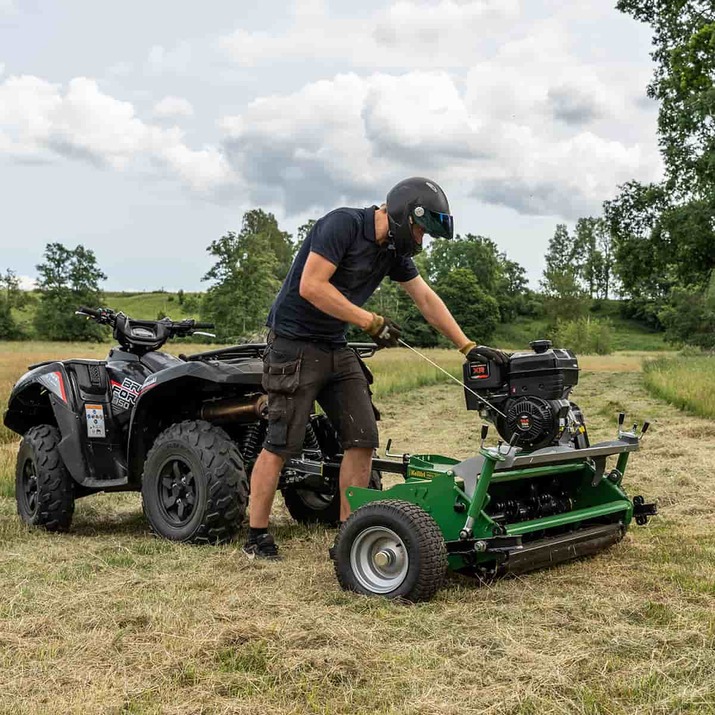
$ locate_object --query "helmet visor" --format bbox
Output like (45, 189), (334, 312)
(414, 209), (454, 239)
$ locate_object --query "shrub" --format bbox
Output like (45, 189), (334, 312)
(550, 317), (613, 355)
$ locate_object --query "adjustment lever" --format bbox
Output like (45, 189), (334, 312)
(385, 439), (410, 463)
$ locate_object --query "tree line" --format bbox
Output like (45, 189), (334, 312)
(0, 211), (540, 345)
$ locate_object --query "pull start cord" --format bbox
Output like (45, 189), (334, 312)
(396, 338), (507, 420)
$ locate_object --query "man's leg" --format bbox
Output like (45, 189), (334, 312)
(338, 447), (373, 522)
(245, 338), (326, 559)
(248, 449), (286, 528)
(318, 347), (379, 523)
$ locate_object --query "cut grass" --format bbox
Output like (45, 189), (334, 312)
(0, 350), (714, 712)
(643, 354), (715, 419)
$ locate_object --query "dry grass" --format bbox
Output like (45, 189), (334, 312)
(1, 345), (714, 713)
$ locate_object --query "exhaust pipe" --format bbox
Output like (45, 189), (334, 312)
(200, 395), (268, 423)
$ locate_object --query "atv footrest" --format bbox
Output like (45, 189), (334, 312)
(500, 522), (624, 575)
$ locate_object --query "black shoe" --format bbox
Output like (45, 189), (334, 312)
(242, 533), (281, 561)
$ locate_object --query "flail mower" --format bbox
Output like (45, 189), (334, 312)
(329, 339), (657, 602)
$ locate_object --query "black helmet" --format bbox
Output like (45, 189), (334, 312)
(385, 177), (454, 257)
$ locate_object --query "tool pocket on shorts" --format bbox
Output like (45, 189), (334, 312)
(262, 355), (302, 394)
(355, 353), (380, 421)
(262, 350), (302, 449)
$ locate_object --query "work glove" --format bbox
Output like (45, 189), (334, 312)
(459, 341), (510, 365)
(365, 312), (402, 349)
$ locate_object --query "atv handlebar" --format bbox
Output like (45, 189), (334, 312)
(76, 307), (215, 354)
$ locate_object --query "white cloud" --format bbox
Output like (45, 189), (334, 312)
(0, 75), (235, 192)
(213, 2), (660, 218)
(153, 95), (194, 119)
(220, 0), (520, 69)
(219, 65), (660, 219)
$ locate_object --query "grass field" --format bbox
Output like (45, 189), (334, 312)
(643, 355), (715, 419)
(0, 344), (713, 713)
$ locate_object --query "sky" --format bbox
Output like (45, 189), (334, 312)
(0, 0), (662, 292)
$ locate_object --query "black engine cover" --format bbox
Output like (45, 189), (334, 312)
(463, 340), (580, 449)
(498, 397), (570, 449)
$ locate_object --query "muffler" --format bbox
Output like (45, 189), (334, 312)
(200, 394), (268, 423)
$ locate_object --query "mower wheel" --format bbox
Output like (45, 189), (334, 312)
(15, 424), (74, 532)
(142, 420), (248, 544)
(282, 469), (383, 525)
(333, 500), (447, 602)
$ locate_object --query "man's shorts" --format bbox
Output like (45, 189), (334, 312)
(261, 334), (379, 459)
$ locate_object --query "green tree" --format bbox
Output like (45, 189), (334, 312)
(240, 209), (296, 281)
(540, 224), (589, 323)
(201, 214), (282, 340)
(427, 234), (532, 322)
(617, 0), (715, 197)
(435, 268), (499, 344)
(0, 269), (27, 339)
(606, 1), (715, 334)
(658, 272), (715, 348)
(34, 243), (107, 341)
(428, 234), (501, 291)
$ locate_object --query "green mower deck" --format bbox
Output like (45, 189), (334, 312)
(331, 429), (656, 602)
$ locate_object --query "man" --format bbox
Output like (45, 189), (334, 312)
(243, 177), (508, 559)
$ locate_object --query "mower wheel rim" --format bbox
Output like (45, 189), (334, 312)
(21, 458), (38, 515)
(350, 526), (408, 594)
(157, 456), (198, 527)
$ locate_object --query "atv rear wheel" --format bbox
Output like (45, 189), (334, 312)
(333, 500), (447, 602)
(282, 469), (383, 525)
(15, 425), (74, 532)
(142, 420), (248, 544)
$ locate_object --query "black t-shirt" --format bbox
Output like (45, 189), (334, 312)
(266, 206), (418, 343)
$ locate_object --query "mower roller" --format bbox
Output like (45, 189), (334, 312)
(329, 339), (657, 602)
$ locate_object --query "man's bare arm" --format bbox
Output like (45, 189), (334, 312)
(399, 275), (470, 348)
(299, 252), (374, 330)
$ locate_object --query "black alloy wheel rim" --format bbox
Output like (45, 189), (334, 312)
(22, 458), (38, 515)
(157, 457), (198, 526)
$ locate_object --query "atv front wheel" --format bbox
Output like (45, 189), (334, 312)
(16, 425), (75, 532)
(282, 469), (383, 525)
(142, 420), (248, 544)
(333, 500), (447, 602)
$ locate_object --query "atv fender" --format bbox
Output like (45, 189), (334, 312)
(126, 359), (263, 483)
(4, 362), (92, 485)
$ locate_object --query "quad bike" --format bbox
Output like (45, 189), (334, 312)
(329, 339), (658, 601)
(4, 307), (381, 543)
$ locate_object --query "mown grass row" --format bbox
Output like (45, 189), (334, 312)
(643, 354), (715, 419)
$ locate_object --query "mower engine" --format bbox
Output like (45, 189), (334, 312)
(463, 339), (587, 450)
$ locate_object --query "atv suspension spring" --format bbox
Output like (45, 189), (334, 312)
(303, 422), (320, 451)
(241, 422), (266, 464)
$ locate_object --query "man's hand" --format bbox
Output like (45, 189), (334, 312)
(459, 340), (510, 365)
(366, 313), (402, 349)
